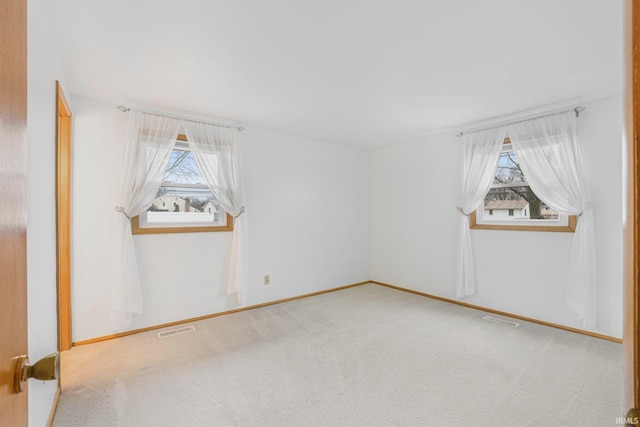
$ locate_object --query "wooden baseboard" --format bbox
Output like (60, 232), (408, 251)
(46, 387), (61, 427)
(73, 279), (621, 347)
(73, 281), (371, 346)
(370, 281), (622, 343)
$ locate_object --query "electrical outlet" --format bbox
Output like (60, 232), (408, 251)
(264, 274), (270, 285)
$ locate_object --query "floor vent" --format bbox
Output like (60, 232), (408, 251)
(482, 315), (520, 328)
(157, 325), (196, 339)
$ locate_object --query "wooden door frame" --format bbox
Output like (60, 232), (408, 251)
(625, 0), (640, 423)
(56, 81), (73, 351)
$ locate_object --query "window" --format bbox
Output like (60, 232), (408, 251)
(470, 140), (576, 232)
(131, 135), (233, 234)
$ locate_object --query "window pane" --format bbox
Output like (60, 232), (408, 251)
(164, 149), (206, 185)
(133, 144), (231, 233)
(482, 150), (558, 222)
(146, 186), (223, 225)
(494, 151), (526, 184)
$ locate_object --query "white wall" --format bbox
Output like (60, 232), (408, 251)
(27, 0), (68, 425)
(71, 96), (370, 340)
(370, 94), (623, 338)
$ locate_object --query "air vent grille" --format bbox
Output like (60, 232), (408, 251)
(482, 315), (520, 328)
(157, 325), (196, 338)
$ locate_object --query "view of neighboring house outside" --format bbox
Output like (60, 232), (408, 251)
(136, 147), (227, 227)
(540, 204), (559, 220)
(146, 194), (221, 224)
(201, 200), (220, 221)
(150, 195), (196, 213)
(480, 147), (562, 224)
(483, 198), (559, 221)
(484, 199), (529, 220)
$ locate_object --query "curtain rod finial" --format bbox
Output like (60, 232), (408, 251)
(574, 106), (586, 117)
(117, 106), (130, 112)
(457, 132), (464, 137)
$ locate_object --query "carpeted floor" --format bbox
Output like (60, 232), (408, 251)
(52, 284), (622, 427)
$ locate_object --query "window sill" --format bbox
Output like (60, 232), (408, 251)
(131, 213), (234, 234)
(469, 211), (577, 233)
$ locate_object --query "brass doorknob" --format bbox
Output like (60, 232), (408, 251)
(13, 352), (60, 394)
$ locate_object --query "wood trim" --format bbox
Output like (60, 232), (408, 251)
(56, 81), (71, 117)
(131, 212), (234, 234)
(370, 281), (622, 343)
(73, 279), (621, 346)
(46, 387), (61, 427)
(56, 81), (73, 352)
(72, 279), (622, 346)
(624, 0), (640, 413)
(469, 210), (577, 232)
(73, 281), (371, 346)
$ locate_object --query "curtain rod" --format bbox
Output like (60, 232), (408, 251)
(116, 106), (245, 132)
(456, 106), (586, 137)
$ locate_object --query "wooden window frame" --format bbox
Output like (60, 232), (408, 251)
(131, 213), (234, 234)
(469, 211), (577, 233)
(131, 133), (234, 235)
(469, 137), (577, 233)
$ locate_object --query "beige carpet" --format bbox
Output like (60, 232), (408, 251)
(52, 284), (622, 426)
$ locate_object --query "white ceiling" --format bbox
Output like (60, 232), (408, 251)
(38, 0), (622, 149)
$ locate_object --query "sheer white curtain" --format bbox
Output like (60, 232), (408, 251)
(456, 127), (506, 298)
(113, 111), (181, 330)
(508, 111), (596, 328)
(183, 121), (246, 304)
